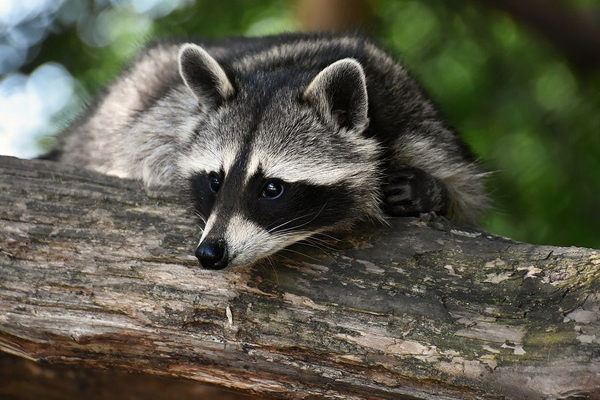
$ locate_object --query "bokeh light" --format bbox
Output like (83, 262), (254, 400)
(0, 0), (193, 158)
(0, 63), (75, 158)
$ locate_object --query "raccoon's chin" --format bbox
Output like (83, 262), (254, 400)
(227, 232), (313, 268)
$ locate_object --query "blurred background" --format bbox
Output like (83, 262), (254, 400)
(0, 0), (599, 248)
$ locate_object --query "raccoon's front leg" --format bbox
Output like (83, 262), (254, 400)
(383, 166), (451, 217)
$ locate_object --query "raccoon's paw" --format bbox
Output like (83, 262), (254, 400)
(382, 166), (450, 218)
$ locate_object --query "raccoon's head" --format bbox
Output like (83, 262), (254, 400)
(177, 43), (383, 269)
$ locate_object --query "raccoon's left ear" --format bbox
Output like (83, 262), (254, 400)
(179, 43), (234, 107)
(303, 58), (368, 132)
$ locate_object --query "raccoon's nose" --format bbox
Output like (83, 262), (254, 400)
(195, 240), (229, 270)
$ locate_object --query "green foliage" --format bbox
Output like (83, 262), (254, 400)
(376, 0), (600, 248)
(29, 0), (600, 248)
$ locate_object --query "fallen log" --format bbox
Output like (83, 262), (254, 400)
(0, 155), (599, 399)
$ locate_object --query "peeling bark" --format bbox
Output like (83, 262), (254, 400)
(1, 156), (599, 399)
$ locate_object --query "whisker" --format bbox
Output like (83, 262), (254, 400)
(272, 202), (328, 235)
(304, 237), (338, 253)
(272, 252), (303, 268)
(313, 232), (342, 242)
(193, 210), (207, 225)
(265, 256), (279, 285)
(279, 247), (322, 263)
(305, 236), (338, 250)
(297, 240), (336, 263)
(257, 262), (268, 275)
(268, 213), (314, 233)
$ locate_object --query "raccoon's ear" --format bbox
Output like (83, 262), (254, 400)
(303, 58), (368, 132)
(179, 43), (234, 107)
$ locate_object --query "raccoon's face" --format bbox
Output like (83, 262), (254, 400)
(177, 44), (383, 269)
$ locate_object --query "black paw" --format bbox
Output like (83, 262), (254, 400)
(382, 166), (450, 217)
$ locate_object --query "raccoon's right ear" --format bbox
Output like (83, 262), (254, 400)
(179, 44), (234, 107)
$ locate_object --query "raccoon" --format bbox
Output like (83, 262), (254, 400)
(49, 32), (488, 270)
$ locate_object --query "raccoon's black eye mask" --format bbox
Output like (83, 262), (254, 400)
(207, 171), (285, 200)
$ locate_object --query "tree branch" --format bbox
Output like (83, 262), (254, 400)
(1, 156), (599, 399)
(477, 0), (600, 72)
(296, 0), (373, 33)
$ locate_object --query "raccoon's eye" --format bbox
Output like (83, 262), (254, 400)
(208, 172), (221, 193)
(261, 181), (284, 199)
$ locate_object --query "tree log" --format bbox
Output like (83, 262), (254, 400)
(1, 155), (599, 399)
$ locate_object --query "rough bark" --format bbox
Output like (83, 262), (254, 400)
(1, 155), (599, 399)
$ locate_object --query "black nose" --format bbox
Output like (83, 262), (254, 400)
(195, 240), (228, 270)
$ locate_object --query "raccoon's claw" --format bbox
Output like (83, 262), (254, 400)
(382, 166), (450, 217)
